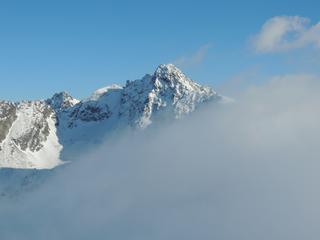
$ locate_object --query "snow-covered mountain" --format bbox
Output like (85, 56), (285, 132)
(0, 64), (222, 169)
(0, 101), (63, 169)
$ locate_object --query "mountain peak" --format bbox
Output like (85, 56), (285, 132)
(116, 63), (221, 128)
(155, 63), (180, 72)
(152, 64), (209, 94)
(154, 64), (185, 81)
(47, 91), (79, 111)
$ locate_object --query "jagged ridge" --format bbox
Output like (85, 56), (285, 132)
(0, 64), (222, 169)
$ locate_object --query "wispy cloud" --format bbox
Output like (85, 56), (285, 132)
(251, 16), (320, 53)
(173, 43), (212, 67)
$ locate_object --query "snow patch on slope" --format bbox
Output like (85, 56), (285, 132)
(87, 84), (123, 101)
(24, 116), (63, 169)
(0, 102), (63, 169)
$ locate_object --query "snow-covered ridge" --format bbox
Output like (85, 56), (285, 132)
(0, 64), (223, 169)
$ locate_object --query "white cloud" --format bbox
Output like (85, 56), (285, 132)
(173, 43), (212, 67)
(252, 16), (320, 53)
(2, 74), (320, 239)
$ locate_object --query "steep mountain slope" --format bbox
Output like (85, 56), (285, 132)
(0, 64), (223, 169)
(0, 101), (63, 169)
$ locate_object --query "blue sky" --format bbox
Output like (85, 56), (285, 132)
(1, 0), (319, 101)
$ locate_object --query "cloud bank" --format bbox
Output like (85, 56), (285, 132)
(252, 16), (320, 53)
(1, 74), (320, 239)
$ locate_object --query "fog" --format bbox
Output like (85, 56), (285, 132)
(1, 74), (320, 239)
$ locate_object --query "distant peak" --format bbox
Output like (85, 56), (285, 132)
(154, 63), (182, 76)
(47, 91), (79, 110)
(156, 63), (178, 69)
(52, 91), (72, 99)
(153, 63), (195, 87)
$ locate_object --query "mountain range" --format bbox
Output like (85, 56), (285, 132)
(0, 64), (223, 170)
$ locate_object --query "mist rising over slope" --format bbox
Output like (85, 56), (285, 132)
(1, 74), (320, 239)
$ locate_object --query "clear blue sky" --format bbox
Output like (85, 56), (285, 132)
(1, 0), (319, 101)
